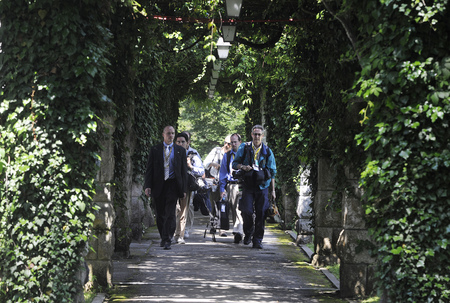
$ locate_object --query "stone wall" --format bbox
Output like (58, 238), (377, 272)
(85, 115), (155, 291)
(336, 168), (376, 297)
(311, 158), (341, 266)
(113, 116), (134, 258)
(86, 117), (116, 289)
(130, 182), (155, 242)
(310, 158), (376, 298)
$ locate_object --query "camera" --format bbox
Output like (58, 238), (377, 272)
(232, 169), (245, 180)
(187, 151), (197, 158)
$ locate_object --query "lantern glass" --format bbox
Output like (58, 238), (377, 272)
(225, 0), (243, 18)
(217, 37), (231, 60)
(222, 24), (237, 42)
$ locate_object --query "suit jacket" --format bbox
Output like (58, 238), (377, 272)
(144, 143), (188, 199)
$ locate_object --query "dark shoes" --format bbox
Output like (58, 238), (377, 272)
(252, 242), (263, 249)
(243, 235), (251, 245)
(160, 239), (171, 250)
(234, 233), (242, 244)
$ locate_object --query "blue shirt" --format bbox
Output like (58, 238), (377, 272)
(232, 142), (277, 190)
(218, 150), (237, 193)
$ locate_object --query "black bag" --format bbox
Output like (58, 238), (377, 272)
(253, 169), (265, 184)
(263, 167), (271, 180)
(216, 199), (230, 230)
(239, 169), (270, 187)
(188, 172), (207, 192)
(193, 192), (210, 216)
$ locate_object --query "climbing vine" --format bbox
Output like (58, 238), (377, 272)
(349, 0), (450, 301)
(221, 0), (361, 222)
(111, 0), (212, 251)
(2, 1), (449, 302)
(0, 0), (112, 301)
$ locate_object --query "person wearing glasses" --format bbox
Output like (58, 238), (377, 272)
(232, 125), (277, 249)
(219, 133), (244, 243)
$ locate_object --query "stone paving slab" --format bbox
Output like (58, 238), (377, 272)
(105, 212), (348, 303)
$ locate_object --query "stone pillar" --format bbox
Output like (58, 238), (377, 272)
(295, 168), (313, 244)
(86, 117), (116, 289)
(130, 182), (154, 241)
(311, 158), (341, 266)
(336, 168), (376, 297)
(113, 118), (134, 257)
(280, 183), (297, 227)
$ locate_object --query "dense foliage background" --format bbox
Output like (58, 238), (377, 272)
(350, 1), (450, 301)
(1, 0), (449, 302)
(0, 0), (112, 301)
(178, 97), (246, 158)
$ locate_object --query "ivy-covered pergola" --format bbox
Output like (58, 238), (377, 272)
(1, 0), (449, 302)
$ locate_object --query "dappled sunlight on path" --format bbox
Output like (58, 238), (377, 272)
(107, 212), (345, 303)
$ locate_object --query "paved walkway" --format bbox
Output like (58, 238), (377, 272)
(104, 212), (348, 303)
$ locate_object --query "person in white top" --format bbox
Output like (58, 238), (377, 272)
(203, 135), (231, 236)
(180, 131), (204, 239)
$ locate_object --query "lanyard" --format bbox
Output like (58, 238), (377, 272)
(252, 144), (261, 162)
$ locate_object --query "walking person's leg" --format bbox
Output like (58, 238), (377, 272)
(252, 187), (269, 249)
(240, 187), (255, 245)
(228, 184), (244, 242)
(153, 196), (165, 246)
(175, 195), (188, 243)
(180, 191), (192, 240)
(185, 191), (195, 238)
(160, 179), (178, 249)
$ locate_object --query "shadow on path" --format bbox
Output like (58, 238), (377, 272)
(106, 212), (347, 303)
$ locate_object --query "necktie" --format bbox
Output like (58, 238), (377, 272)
(164, 146), (171, 180)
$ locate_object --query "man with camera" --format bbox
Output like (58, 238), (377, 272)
(219, 133), (244, 243)
(232, 125), (277, 249)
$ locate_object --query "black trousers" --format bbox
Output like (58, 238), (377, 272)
(240, 186), (269, 244)
(153, 178), (178, 244)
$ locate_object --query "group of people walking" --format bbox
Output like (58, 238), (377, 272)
(144, 125), (277, 250)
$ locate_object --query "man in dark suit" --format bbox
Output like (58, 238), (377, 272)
(144, 126), (188, 250)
